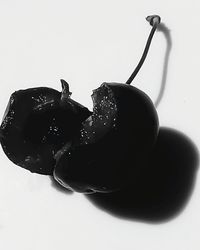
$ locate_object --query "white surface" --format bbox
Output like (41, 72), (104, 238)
(0, 1), (200, 249)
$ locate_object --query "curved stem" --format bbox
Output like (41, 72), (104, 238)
(126, 15), (161, 85)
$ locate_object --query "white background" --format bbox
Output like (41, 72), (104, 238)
(0, 0), (200, 249)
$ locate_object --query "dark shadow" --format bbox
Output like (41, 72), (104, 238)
(86, 127), (199, 223)
(155, 23), (172, 107)
(49, 176), (73, 195)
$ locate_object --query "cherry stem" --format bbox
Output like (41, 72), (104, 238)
(126, 15), (161, 85)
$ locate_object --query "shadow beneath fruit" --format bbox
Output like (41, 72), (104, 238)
(49, 176), (73, 194)
(86, 127), (199, 223)
(155, 23), (172, 108)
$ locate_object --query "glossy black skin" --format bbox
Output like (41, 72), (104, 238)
(0, 83), (91, 175)
(54, 82), (159, 193)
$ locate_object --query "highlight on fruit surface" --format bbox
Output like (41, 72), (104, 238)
(53, 15), (161, 193)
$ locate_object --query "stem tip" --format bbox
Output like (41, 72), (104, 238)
(146, 15), (161, 26)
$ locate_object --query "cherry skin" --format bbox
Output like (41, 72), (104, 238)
(53, 82), (159, 193)
(53, 15), (161, 193)
(0, 80), (91, 175)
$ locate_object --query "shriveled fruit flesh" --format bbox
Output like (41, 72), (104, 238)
(0, 80), (91, 175)
(54, 82), (159, 193)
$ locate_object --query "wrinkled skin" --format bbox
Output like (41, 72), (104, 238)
(0, 81), (91, 175)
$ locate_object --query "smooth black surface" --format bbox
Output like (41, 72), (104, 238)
(54, 83), (159, 193)
(86, 127), (199, 223)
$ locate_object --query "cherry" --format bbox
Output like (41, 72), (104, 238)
(0, 80), (91, 175)
(53, 15), (161, 193)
